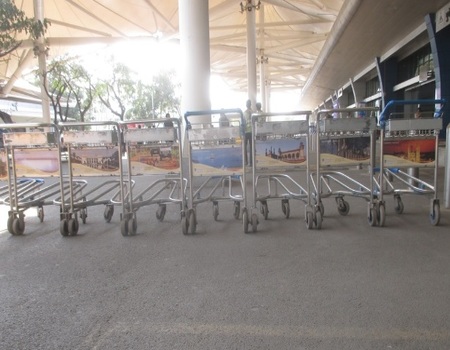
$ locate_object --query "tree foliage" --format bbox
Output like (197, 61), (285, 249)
(43, 56), (98, 123)
(0, 0), (50, 58)
(97, 62), (136, 121)
(126, 69), (180, 120)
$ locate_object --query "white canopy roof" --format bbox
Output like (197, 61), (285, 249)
(1, 0), (344, 100)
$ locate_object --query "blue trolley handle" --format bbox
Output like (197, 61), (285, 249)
(379, 99), (446, 129)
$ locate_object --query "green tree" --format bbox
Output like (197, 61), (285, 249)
(0, 0), (50, 58)
(97, 61), (136, 121)
(42, 56), (98, 123)
(126, 69), (180, 120)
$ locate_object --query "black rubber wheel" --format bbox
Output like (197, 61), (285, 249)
(80, 208), (87, 224)
(282, 200), (290, 219)
(7, 215), (15, 234)
(104, 205), (114, 223)
(128, 217), (137, 236)
(306, 211), (314, 230)
(68, 218), (79, 236)
(12, 217), (25, 235)
(37, 207), (44, 223)
(242, 208), (249, 233)
(314, 209), (322, 230)
(121, 219), (129, 237)
(188, 209), (196, 235)
(337, 199), (350, 216)
(377, 203), (386, 227)
(182, 215), (189, 235)
(233, 201), (240, 220)
(261, 202), (268, 220)
(430, 201), (440, 226)
(60, 219), (69, 237)
(156, 204), (167, 222)
(368, 206), (377, 227)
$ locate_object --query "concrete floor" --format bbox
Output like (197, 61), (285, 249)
(1, 169), (450, 349)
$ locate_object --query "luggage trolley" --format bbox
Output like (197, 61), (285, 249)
(1, 123), (65, 235)
(117, 118), (186, 236)
(250, 111), (312, 232)
(56, 121), (123, 236)
(311, 107), (380, 228)
(184, 109), (247, 234)
(378, 99), (445, 226)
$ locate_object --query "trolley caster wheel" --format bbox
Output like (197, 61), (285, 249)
(12, 217), (25, 235)
(394, 195), (404, 214)
(314, 207), (322, 230)
(336, 197), (350, 216)
(212, 202), (219, 221)
(182, 214), (189, 235)
(7, 214), (15, 234)
(306, 211), (314, 230)
(128, 217), (137, 236)
(37, 207), (44, 223)
(251, 213), (258, 233)
(156, 204), (167, 222)
(68, 218), (79, 236)
(377, 203), (386, 227)
(233, 201), (240, 220)
(242, 208), (249, 233)
(60, 219), (69, 237)
(120, 219), (129, 237)
(104, 205), (114, 223)
(281, 200), (290, 219)
(261, 201), (269, 220)
(318, 201), (325, 217)
(429, 200), (440, 226)
(187, 209), (196, 235)
(368, 205), (377, 227)
(79, 208), (87, 224)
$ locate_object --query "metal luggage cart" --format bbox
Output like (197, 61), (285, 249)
(311, 107), (380, 228)
(250, 111), (312, 232)
(378, 99), (445, 226)
(116, 118), (186, 236)
(1, 123), (66, 235)
(184, 109), (247, 234)
(56, 121), (123, 236)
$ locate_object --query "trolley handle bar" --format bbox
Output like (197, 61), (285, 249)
(379, 99), (446, 128)
(184, 108), (244, 129)
(250, 110), (312, 123)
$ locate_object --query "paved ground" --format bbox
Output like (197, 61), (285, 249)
(1, 169), (450, 349)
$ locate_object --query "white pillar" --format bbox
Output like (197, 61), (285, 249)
(258, 4), (266, 111)
(245, 0), (257, 108)
(34, 0), (51, 124)
(179, 0), (211, 125)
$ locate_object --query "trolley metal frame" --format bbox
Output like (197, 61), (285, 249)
(378, 99), (445, 226)
(116, 118), (186, 236)
(311, 107), (380, 228)
(56, 121), (123, 236)
(184, 109), (247, 234)
(2, 123), (65, 235)
(250, 111), (312, 232)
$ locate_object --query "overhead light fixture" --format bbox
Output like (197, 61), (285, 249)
(240, 0), (261, 13)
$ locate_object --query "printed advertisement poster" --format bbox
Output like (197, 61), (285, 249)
(128, 145), (180, 175)
(319, 137), (371, 166)
(254, 138), (307, 170)
(192, 145), (242, 176)
(70, 147), (120, 176)
(383, 139), (436, 167)
(1, 148), (59, 178)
